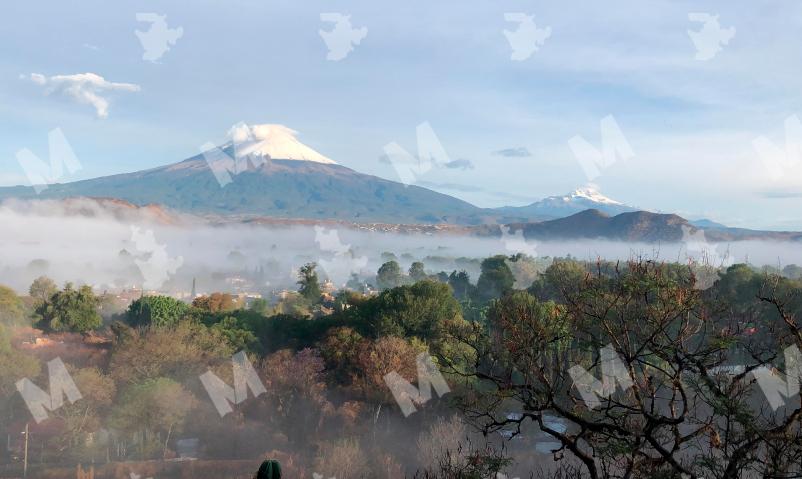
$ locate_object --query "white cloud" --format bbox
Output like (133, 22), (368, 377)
(29, 73), (47, 85)
(23, 72), (140, 118)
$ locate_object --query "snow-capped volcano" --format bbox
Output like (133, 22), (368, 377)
(225, 123), (336, 164)
(495, 186), (638, 219)
(564, 187), (626, 206)
(0, 122), (487, 224)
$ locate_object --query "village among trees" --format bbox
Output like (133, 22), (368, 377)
(0, 255), (801, 478)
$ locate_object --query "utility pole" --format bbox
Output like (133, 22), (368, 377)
(22, 422), (29, 479)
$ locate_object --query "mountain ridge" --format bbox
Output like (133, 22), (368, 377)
(0, 123), (798, 241)
(496, 186), (639, 219)
(3, 195), (800, 244)
(0, 152), (503, 225)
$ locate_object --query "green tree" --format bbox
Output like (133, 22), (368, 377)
(782, 264), (802, 280)
(109, 321), (232, 385)
(409, 261), (427, 282)
(380, 252), (398, 263)
(298, 262), (322, 301)
(111, 377), (197, 458)
(126, 295), (189, 328)
(0, 286), (24, 325)
(371, 280), (462, 341)
(249, 297), (269, 315)
(376, 260), (403, 290)
(448, 270), (475, 301)
(35, 283), (101, 333)
(506, 253), (543, 289)
(319, 326), (365, 384)
(486, 291), (569, 354)
(210, 316), (259, 352)
(29, 276), (57, 306)
(476, 255), (515, 302)
(528, 259), (587, 301)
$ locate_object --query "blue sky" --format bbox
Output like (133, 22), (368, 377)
(1, 0), (801, 229)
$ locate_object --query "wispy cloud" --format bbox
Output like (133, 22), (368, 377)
(379, 155), (474, 170)
(493, 147), (531, 157)
(22, 72), (140, 118)
(757, 189), (802, 199)
(415, 180), (482, 193)
(443, 158), (474, 170)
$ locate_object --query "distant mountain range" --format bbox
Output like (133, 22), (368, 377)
(496, 187), (638, 219)
(506, 209), (800, 243)
(497, 188), (728, 231)
(0, 124), (623, 225)
(1, 123), (798, 242)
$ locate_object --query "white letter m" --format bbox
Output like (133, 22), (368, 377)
(199, 351), (267, 417)
(16, 357), (82, 424)
(384, 353), (450, 417)
(16, 128), (81, 194)
(568, 344), (634, 409)
(568, 115), (634, 181)
(753, 345), (801, 411)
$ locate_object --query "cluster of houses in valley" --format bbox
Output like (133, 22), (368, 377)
(100, 273), (378, 318)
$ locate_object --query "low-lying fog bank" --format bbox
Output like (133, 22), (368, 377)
(1, 199), (800, 294)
